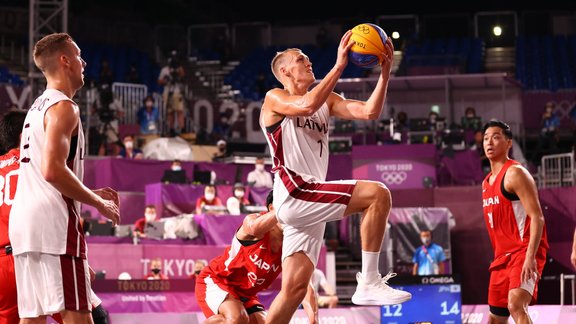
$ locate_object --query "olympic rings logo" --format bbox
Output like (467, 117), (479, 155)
(380, 171), (407, 185)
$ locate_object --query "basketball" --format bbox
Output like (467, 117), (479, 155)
(349, 23), (388, 68)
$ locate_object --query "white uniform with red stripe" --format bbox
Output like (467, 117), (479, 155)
(262, 103), (356, 266)
(9, 88), (91, 316)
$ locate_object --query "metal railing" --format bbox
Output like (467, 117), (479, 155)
(539, 151), (575, 188)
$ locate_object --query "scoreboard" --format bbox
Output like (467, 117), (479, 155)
(381, 275), (462, 324)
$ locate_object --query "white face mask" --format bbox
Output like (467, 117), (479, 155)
(255, 164), (265, 172)
(421, 237), (431, 245)
(205, 193), (215, 201)
(171, 165), (182, 171)
(234, 190), (245, 198)
(125, 141), (134, 149)
(145, 213), (156, 222)
(145, 101), (153, 108)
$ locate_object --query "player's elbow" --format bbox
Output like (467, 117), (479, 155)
(41, 162), (60, 183)
(366, 111), (380, 120)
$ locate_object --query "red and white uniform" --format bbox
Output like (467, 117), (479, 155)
(195, 232), (282, 317)
(9, 89), (91, 317)
(262, 103), (356, 266)
(0, 148), (20, 324)
(482, 159), (549, 307)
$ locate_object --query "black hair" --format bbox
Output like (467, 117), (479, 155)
(265, 190), (273, 211)
(482, 120), (513, 139)
(0, 109), (26, 153)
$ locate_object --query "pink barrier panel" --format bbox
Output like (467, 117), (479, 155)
(352, 144), (437, 190)
(87, 242), (326, 280)
(462, 305), (576, 323)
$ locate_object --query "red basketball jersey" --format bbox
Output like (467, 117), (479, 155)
(200, 231), (282, 298)
(481, 159), (549, 264)
(0, 148), (20, 247)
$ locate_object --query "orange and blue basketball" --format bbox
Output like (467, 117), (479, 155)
(349, 23), (388, 68)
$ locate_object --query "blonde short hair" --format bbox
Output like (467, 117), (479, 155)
(33, 32), (73, 72)
(270, 48), (301, 82)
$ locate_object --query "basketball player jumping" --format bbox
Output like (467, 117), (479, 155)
(260, 30), (411, 323)
(9, 33), (119, 323)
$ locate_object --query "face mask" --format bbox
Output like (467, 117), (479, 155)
(145, 213), (156, 222)
(194, 270), (201, 275)
(255, 164), (265, 172)
(125, 141), (134, 149)
(234, 190), (244, 198)
(467, 113), (474, 118)
(171, 166), (182, 171)
(205, 193), (215, 201)
(145, 101), (153, 108)
(151, 268), (161, 275)
(421, 237), (431, 245)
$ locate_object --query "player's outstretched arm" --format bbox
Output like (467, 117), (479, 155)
(329, 37), (394, 121)
(237, 211), (278, 239)
(263, 30), (354, 118)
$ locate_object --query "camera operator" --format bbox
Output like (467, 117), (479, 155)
(94, 83), (125, 155)
(158, 50), (186, 137)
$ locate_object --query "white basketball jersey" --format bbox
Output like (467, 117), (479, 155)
(262, 103), (331, 206)
(9, 89), (86, 258)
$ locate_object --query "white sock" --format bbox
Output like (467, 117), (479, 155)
(361, 250), (380, 283)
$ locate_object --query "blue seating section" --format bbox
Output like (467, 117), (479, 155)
(400, 37), (484, 75)
(77, 42), (161, 92)
(224, 43), (366, 101)
(0, 65), (24, 86)
(516, 35), (576, 91)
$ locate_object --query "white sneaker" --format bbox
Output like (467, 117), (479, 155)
(351, 272), (412, 306)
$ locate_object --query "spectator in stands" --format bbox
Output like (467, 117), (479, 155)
(469, 129), (490, 174)
(226, 183), (251, 215)
(310, 268), (339, 308)
(99, 58), (114, 86)
(412, 230), (446, 275)
(117, 135), (144, 159)
(96, 83), (125, 155)
(391, 111), (409, 144)
(461, 106), (482, 131)
(212, 115), (231, 139)
(533, 102), (560, 164)
(145, 257), (169, 280)
(195, 185), (224, 214)
(136, 95), (160, 135)
(212, 139), (229, 161)
(161, 159), (189, 184)
(190, 259), (208, 279)
(125, 63), (141, 84)
(246, 157), (273, 188)
(158, 50), (186, 137)
(134, 205), (158, 238)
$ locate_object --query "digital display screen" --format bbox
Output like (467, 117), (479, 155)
(381, 276), (462, 324)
